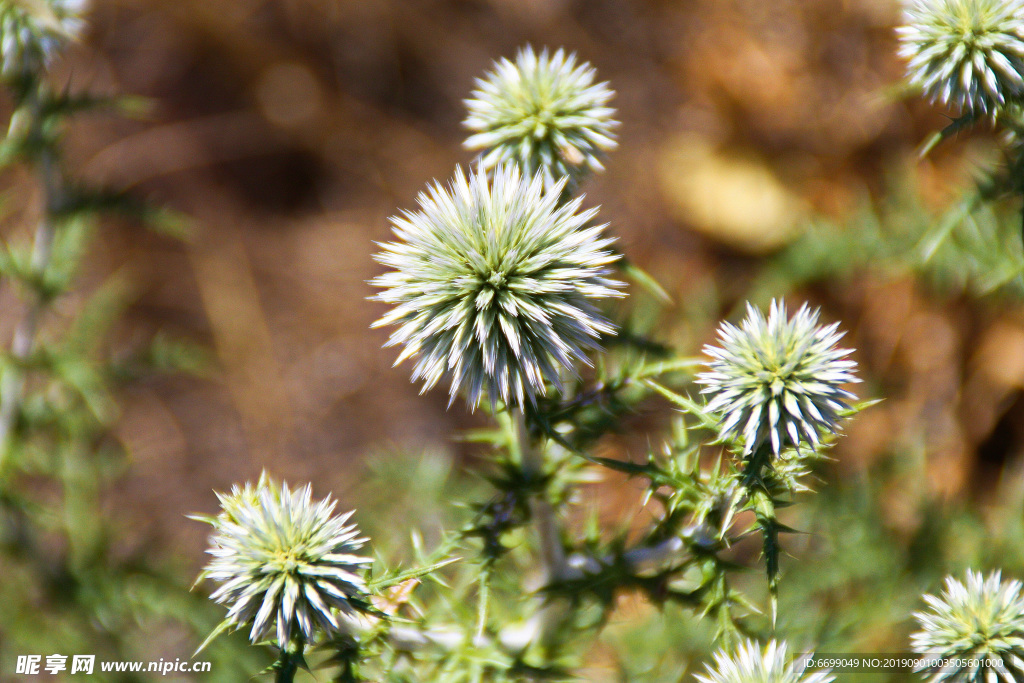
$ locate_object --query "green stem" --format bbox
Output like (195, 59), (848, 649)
(513, 408), (571, 665)
(514, 408), (565, 582)
(740, 443), (773, 488)
(741, 442), (780, 625)
(0, 84), (62, 476)
(475, 566), (490, 641)
(275, 648), (302, 683)
(62, 441), (101, 568)
(750, 485), (780, 626)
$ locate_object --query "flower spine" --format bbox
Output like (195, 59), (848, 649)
(463, 45), (618, 190)
(697, 300), (859, 456)
(371, 164), (624, 410)
(696, 640), (835, 683)
(912, 570), (1024, 683)
(196, 474), (371, 650)
(898, 0), (1024, 117)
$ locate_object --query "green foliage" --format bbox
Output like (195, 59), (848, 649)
(755, 170), (1024, 301)
(264, 24), (1024, 681)
(0, 5), (251, 681)
(9, 3), (1024, 682)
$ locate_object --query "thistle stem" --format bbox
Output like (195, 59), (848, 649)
(0, 87), (62, 476)
(514, 408), (565, 582)
(513, 408), (574, 667)
(740, 443), (773, 488)
(621, 536), (685, 571)
(275, 648), (302, 683)
(475, 567), (490, 641)
(741, 442), (781, 625)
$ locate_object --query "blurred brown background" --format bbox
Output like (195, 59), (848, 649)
(4, 0), (1015, 566)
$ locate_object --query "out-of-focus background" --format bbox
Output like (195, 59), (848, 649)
(6, 0), (1024, 677)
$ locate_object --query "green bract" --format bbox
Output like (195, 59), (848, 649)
(697, 300), (858, 456)
(463, 46), (618, 190)
(898, 0), (1024, 117)
(696, 640), (835, 683)
(912, 570), (1024, 683)
(372, 164), (624, 410)
(0, 0), (85, 81)
(197, 474), (371, 650)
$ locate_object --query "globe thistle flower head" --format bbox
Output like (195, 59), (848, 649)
(898, 0), (1024, 117)
(197, 474), (371, 650)
(463, 46), (618, 190)
(912, 570), (1024, 683)
(371, 164), (625, 410)
(697, 300), (859, 457)
(696, 640), (835, 683)
(0, 0), (87, 81)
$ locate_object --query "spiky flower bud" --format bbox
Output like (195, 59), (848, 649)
(696, 640), (835, 683)
(697, 300), (858, 456)
(911, 570), (1024, 683)
(0, 0), (86, 81)
(371, 164), (624, 409)
(463, 46), (618, 190)
(196, 474), (371, 650)
(898, 0), (1024, 117)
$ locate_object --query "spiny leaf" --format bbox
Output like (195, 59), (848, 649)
(749, 487), (780, 627)
(619, 256), (672, 304)
(368, 557), (462, 592)
(643, 379), (721, 432)
(918, 112), (979, 158)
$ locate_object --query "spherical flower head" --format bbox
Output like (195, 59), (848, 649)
(696, 640), (835, 683)
(371, 164), (625, 410)
(898, 0), (1024, 117)
(0, 0), (87, 81)
(463, 46), (618, 191)
(197, 474), (371, 650)
(912, 570), (1024, 683)
(697, 300), (859, 456)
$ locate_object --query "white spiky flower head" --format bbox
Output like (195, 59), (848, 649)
(696, 640), (835, 683)
(898, 0), (1024, 117)
(911, 570), (1024, 683)
(463, 46), (618, 191)
(195, 473), (372, 651)
(697, 300), (859, 457)
(371, 164), (625, 410)
(0, 0), (87, 81)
